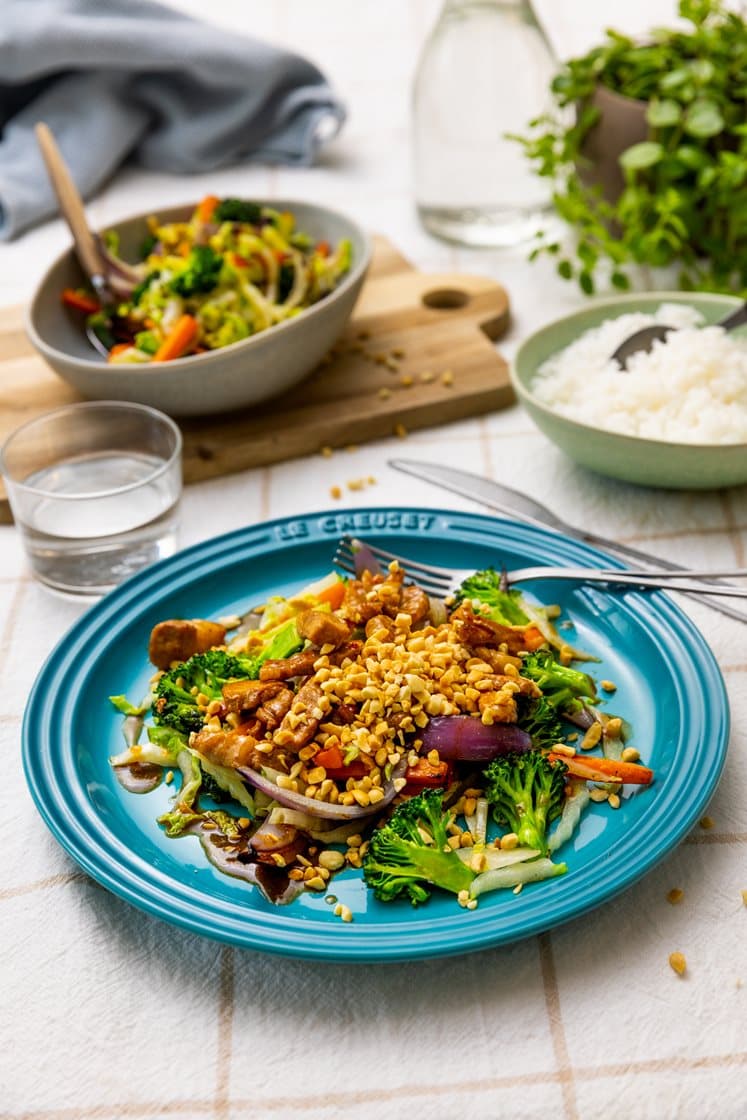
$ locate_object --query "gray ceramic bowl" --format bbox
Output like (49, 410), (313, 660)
(26, 200), (371, 417)
(511, 292), (747, 490)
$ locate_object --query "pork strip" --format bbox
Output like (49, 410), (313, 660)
(296, 609), (351, 649)
(149, 619), (227, 670)
(273, 680), (328, 750)
(256, 687), (294, 730)
(451, 603), (535, 656)
(221, 678), (285, 713)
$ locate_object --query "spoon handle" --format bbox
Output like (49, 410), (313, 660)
(719, 301), (747, 332)
(35, 122), (104, 284)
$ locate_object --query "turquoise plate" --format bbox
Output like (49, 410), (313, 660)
(22, 508), (729, 961)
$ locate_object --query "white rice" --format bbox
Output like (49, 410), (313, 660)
(533, 303), (747, 445)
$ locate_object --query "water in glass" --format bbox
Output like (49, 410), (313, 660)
(18, 451), (179, 595)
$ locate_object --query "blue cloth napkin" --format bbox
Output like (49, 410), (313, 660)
(0, 0), (346, 239)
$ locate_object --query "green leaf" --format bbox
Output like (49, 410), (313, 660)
(646, 99), (682, 128)
(557, 260), (573, 280)
(611, 271), (631, 290)
(686, 59), (715, 84)
(675, 144), (709, 169)
(684, 99), (724, 138)
(659, 68), (689, 91)
(579, 271), (594, 295)
(620, 141), (664, 171)
(109, 695), (149, 717)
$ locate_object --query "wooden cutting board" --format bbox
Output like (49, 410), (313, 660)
(0, 236), (512, 524)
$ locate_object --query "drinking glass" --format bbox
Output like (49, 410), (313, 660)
(0, 400), (182, 596)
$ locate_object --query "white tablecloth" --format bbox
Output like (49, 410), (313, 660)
(2, 3), (746, 1117)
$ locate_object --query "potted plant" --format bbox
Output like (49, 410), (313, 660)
(515, 0), (747, 293)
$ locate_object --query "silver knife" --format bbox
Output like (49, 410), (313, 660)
(389, 458), (747, 625)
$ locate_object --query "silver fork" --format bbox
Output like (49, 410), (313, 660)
(333, 537), (747, 599)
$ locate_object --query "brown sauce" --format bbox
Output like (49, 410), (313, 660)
(188, 821), (304, 905)
(114, 762), (163, 794)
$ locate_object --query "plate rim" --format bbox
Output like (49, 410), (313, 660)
(22, 506), (730, 961)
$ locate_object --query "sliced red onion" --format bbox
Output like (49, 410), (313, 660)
(563, 705), (598, 731)
(352, 541), (381, 579)
(237, 759), (406, 821)
(422, 716), (531, 761)
(428, 597), (448, 626)
(122, 713), (144, 748)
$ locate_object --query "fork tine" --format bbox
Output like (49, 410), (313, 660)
(347, 537), (453, 584)
(333, 543), (357, 576)
(334, 537), (452, 597)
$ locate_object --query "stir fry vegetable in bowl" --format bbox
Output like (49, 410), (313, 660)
(27, 198), (370, 415)
(110, 555), (653, 913)
(62, 197), (353, 363)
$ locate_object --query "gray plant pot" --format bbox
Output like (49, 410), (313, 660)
(578, 84), (648, 203)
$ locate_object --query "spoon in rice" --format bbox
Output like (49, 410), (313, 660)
(611, 300), (747, 370)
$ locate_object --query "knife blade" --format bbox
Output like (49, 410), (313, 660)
(389, 458), (747, 625)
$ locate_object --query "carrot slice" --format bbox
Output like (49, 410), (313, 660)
(196, 194), (220, 223)
(313, 743), (369, 779)
(61, 288), (100, 315)
(152, 315), (199, 362)
(107, 343), (132, 362)
(324, 761), (369, 780)
(521, 625), (546, 651)
(314, 745), (344, 771)
(404, 758), (453, 789)
(548, 752), (653, 785)
(315, 578), (346, 611)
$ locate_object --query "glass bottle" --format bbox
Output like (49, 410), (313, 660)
(413, 0), (556, 247)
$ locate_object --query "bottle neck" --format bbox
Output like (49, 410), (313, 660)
(441, 0), (538, 23)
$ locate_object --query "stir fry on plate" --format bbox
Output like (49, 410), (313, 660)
(110, 555), (653, 912)
(61, 197), (352, 363)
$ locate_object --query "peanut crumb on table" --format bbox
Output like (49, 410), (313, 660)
(330, 485), (342, 500)
(320, 445), (333, 458)
(394, 422), (408, 439)
(441, 369), (454, 386)
(667, 888), (684, 905)
(699, 815), (715, 830)
(669, 951), (687, 976)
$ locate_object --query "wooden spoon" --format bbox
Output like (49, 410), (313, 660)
(35, 122), (144, 358)
(34, 122), (109, 304)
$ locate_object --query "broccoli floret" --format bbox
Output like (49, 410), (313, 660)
(362, 789), (475, 905)
(517, 695), (565, 752)
(277, 260), (295, 302)
(199, 308), (250, 350)
(170, 246), (223, 297)
(134, 329), (159, 355)
(152, 624), (302, 734)
(213, 198), (263, 224)
(153, 648), (257, 734)
(139, 232), (158, 260)
(131, 270), (160, 306)
(484, 751), (568, 856)
(520, 649), (596, 712)
(453, 569), (530, 626)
